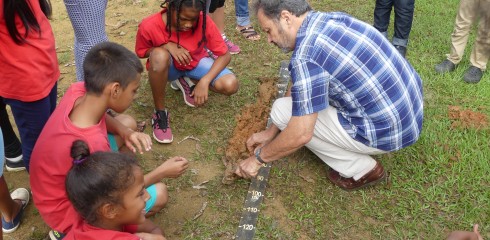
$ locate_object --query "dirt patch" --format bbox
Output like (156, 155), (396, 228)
(447, 105), (488, 130)
(222, 77), (278, 184)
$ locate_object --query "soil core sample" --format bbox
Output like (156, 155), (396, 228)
(222, 77), (278, 184)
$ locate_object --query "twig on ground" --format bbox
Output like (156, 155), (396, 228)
(178, 135), (200, 144)
(192, 202), (208, 220)
(106, 20), (128, 30)
(192, 180), (209, 190)
(64, 61), (75, 67)
(56, 49), (71, 53)
(299, 174), (315, 183)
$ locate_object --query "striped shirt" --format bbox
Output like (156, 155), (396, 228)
(290, 11), (423, 151)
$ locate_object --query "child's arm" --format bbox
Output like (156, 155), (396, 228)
(144, 156), (189, 186)
(136, 219), (163, 235)
(135, 219), (166, 240)
(105, 114), (152, 154)
(135, 233), (166, 240)
(447, 224), (483, 240)
(192, 51), (232, 106)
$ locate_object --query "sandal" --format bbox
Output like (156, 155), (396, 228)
(236, 26), (261, 41)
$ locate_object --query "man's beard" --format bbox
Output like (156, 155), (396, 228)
(276, 24), (293, 53)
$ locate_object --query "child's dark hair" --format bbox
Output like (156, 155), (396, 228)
(83, 42), (143, 95)
(3, 0), (52, 44)
(65, 140), (139, 225)
(161, 0), (207, 48)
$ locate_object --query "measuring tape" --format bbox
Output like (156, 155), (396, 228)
(235, 60), (291, 239)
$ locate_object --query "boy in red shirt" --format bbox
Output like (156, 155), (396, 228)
(30, 42), (188, 238)
(135, 0), (239, 144)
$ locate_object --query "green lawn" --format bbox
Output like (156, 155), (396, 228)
(180, 0), (490, 239)
(22, 0), (488, 239)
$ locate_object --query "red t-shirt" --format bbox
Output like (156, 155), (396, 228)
(0, 0), (59, 102)
(63, 218), (139, 240)
(30, 82), (111, 233)
(135, 9), (228, 71)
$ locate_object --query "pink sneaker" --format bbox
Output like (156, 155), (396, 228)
(174, 77), (196, 107)
(152, 110), (173, 143)
(224, 38), (240, 54)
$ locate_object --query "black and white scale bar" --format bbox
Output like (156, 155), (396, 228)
(235, 60), (291, 240)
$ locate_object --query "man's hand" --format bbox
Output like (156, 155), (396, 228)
(165, 43), (191, 66)
(246, 129), (276, 154)
(191, 80), (210, 106)
(156, 156), (189, 178)
(122, 129), (152, 154)
(235, 155), (264, 179)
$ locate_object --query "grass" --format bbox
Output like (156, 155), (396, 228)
(174, 0), (490, 239)
(12, 0), (490, 239)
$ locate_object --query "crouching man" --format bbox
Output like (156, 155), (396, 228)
(235, 0), (423, 191)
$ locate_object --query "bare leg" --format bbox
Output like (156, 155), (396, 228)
(0, 176), (22, 235)
(148, 48), (171, 111)
(209, 6), (225, 34)
(210, 74), (239, 96)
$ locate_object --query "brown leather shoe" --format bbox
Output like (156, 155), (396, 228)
(327, 161), (386, 191)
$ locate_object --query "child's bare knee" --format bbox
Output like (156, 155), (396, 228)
(114, 114), (137, 130)
(153, 182), (168, 211)
(216, 75), (239, 96)
(149, 48), (171, 72)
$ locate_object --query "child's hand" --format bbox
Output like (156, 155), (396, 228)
(191, 80), (209, 106)
(165, 43), (191, 66)
(134, 232), (167, 240)
(447, 224), (483, 240)
(157, 156), (189, 178)
(124, 130), (152, 154)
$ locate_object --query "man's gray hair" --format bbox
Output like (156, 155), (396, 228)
(252, 0), (312, 21)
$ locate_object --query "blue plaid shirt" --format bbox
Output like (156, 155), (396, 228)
(289, 11), (423, 151)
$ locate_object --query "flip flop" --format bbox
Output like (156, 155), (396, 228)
(2, 188), (30, 233)
(236, 26), (261, 41)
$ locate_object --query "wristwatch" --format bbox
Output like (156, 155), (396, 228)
(255, 148), (266, 164)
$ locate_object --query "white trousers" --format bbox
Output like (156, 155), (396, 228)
(270, 97), (386, 180)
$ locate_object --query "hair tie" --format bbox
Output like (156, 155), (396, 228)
(73, 158), (86, 165)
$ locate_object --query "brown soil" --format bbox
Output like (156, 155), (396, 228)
(447, 105), (488, 130)
(222, 77), (278, 184)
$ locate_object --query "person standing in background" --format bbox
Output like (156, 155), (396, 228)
(0, 0), (59, 171)
(373, 0), (415, 57)
(235, 0), (260, 41)
(0, 128), (30, 235)
(207, 0), (241, 54)
(63, 0), (109, 81)
(434, 0), (490, 83)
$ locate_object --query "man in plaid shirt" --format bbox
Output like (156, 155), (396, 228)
(235, 0), (423, 191)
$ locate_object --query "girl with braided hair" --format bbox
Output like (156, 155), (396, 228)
(63, 140), (165, 240)
(136, 0), (238, 144)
